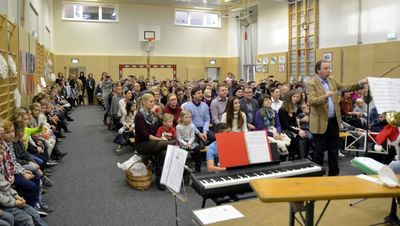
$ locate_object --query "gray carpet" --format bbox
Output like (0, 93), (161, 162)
(43, 105), (364, 226)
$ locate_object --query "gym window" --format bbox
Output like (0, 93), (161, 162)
(175, 9), (221, 28)
(63, 3), (118, 22)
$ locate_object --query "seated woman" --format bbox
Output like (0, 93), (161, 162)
(134, 93), (171, 190)
(339, 91), (363, 128)
(255, 95), (290, 157)
(278, 91), (309, 159)
(162, 93), (182, 127)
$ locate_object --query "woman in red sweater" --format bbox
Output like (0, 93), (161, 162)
(162, 93), (182, 127)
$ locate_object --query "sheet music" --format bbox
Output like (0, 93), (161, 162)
(193, 205), (244, 225)
(244, 131), (271, 164)
(160, 145), (187, 193)
(368, 77), (400, 114)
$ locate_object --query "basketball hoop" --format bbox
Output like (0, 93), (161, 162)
(145, 38), (155, 51)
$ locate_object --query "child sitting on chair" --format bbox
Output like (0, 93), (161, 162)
(176, 110), (201, 172)
(0, 146), (48, 226)
(206, 123), (231, 172)
(156, 113), (176, 142)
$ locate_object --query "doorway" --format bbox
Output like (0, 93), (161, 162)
(206, 67), (220, 81)
(68, 67), (86, 77)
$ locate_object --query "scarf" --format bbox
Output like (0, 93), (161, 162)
(139, 107), (157, 126)
(259, 107), (275, 129)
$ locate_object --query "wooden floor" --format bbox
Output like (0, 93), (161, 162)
(209, 198), (396, 226)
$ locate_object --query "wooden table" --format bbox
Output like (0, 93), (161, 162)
(250, 175), (400, 226)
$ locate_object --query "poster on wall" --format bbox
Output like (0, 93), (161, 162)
(31, 75), (36, 94)
(26, 52), (30, 73)
(256, 58), (262, 65)
(30, 54), (36, 73)
(279, 56), (286, 64)
(323, 52), (333, 62)
(20, 50), (26, 73)
(278, 64), (285, 73)
(263, 58), (268, 65)
(25, 74), (31, 95)
(20, 73), (26, 95)
(255, 65), (262, 73)
(271, 57), (277, 64)
(262, 65), (269, 73)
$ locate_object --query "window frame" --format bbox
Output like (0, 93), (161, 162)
(174, 9), (221, 28)
(62, 2), (119, 22)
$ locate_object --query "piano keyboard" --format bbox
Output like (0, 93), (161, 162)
(195, 160), (323, 190)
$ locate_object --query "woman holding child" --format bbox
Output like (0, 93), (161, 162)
(278, 90), (309, 159)
(134, 93), (171, 190)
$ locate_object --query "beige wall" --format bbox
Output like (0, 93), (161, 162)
(53, 1), (229, 57)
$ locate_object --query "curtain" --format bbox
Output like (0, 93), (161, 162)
(236, 6), (257, 81)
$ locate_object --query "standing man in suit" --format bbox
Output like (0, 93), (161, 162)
(240, 86), (259, 130)
(306, 60), (367, 176)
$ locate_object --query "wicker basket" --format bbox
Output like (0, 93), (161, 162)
(126, 162), (152, 190)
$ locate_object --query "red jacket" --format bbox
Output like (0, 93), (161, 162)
(156, 126), (177, 141)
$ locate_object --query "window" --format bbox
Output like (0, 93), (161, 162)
(175, 9), (220, 28)
(62, 3), (118, 22)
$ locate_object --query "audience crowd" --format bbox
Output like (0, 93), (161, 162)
(95, 70), (381, 190)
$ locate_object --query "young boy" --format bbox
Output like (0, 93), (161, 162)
(0, 146), (48, 226)
(0, 120), (48, 216)
(156, 113), (176, 141)
(206, 123), (230, 172)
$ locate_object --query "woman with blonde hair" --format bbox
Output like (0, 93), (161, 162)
(134, 93), (171, 190)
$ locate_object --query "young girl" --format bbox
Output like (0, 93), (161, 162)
(221, 96), (247, 132)
(115, 101), (137, 150)
(156, 113), (176, 142)
(176, 110), (201, 173)
(296, 103), (313, 141)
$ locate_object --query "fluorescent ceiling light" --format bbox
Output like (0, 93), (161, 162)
(193, 7), (214, 10)
(230, 7), (243, 12)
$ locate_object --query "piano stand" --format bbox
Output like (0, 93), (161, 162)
(290, 200), (331, 226)
(201, 193), (256, 208)
(370, 198), (400, 226)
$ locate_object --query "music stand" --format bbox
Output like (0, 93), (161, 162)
(160, 145), (188, 226)
(166, 180), (187, 226)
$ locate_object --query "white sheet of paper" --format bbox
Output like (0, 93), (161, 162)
(160, 145), (187, 193)
(356, 174), (384, 186)
(368, 77), (400, 114)
(193, 205), (244, 225)
(244, 130), (271, 164)
(160, 145), (174, 186)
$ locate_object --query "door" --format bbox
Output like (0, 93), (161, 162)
(206, 67), (220, 81)
(68, 67), (86, 77)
